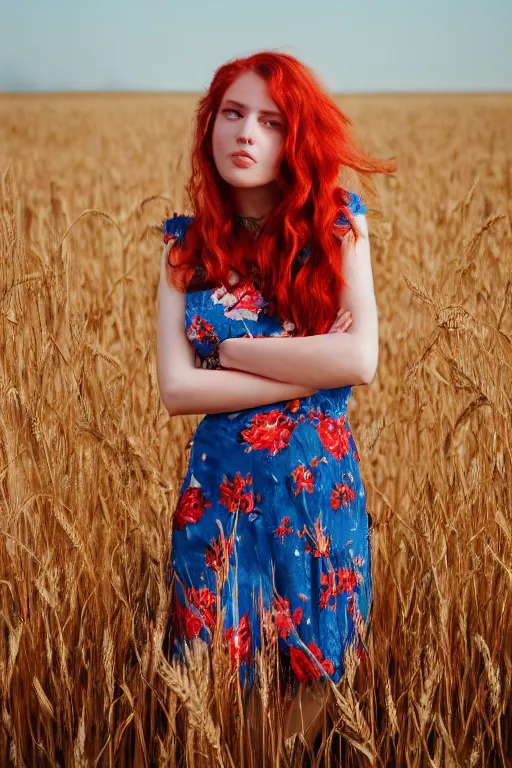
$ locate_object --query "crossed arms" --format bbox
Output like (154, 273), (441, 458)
(157, 214), (378, 416)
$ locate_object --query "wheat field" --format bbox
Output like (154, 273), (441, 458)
(0, 91), (511, 767)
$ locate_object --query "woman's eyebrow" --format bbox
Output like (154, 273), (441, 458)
(224, 99), (282, 118)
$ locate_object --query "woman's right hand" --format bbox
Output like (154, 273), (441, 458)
(328, 308), (353, 334)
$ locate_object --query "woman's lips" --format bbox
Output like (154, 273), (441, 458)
(231, 154), (255, 168)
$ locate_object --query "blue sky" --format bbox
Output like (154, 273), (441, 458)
(1, 0), (510, 93)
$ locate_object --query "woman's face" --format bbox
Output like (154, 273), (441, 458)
(211, 70), (286, 190)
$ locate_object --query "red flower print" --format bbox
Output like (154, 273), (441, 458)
(186, 586), (217, 630)
(239, 492), (255, 514)
(274, 516), (294, 542)
(330, 481), (355, 510)
(273, 595), (303, 639)
(228, 283), (265, 315)
(174, 484), (212, 530)
(308, 642), (335, 675)
(225, 611), (252, 665)
(174, 585), (217, 639)
(290, 647), (321, 683)
(290, 642), (335, 683)
(298, 518), (331, 559)
(319, 566), (360, 610)
(285, 399), (301, 413)
(308, 410), (351, 460)
(292, 607), (304, 624)
(186, 314), (220, 346)
(338, 566), (359, 593)
(240, 409), (297, 456)
(205, 530), (235, 572)
(219, 471), (254, 514)
(319, 571), (337, 610)
(211, 281), (266, 322)
(309, 456), (328, 467)
(290, 464), (315, 496)
(175, 599), (203, 639)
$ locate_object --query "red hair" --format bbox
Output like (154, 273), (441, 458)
(166, 51), (396, 336)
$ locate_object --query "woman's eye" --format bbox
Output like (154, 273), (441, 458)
(222, 109), (281, 128)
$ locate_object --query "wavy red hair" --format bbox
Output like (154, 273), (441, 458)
(167, 51), (396, 336)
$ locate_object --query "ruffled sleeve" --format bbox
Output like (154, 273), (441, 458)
(334, 191), (367, 226)
(162, 213), (194, 246)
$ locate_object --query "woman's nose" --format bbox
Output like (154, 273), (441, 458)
(236, 116), (256, 144)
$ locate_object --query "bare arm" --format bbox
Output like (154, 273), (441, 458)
(219, 214), (379, 388)
(156, 243), (319, 417)
(220, 333), (368, 389)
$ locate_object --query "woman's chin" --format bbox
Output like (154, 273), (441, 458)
(225, 174), (265, 189)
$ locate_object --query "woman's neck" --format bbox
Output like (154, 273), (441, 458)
(230, 181), (280, 220)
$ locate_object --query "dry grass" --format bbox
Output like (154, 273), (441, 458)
(0, 91), (511, 767)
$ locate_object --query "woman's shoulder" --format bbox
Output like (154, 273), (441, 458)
(162, 212), (195, 244)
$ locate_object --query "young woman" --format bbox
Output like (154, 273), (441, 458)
(157, 51), (395, 752)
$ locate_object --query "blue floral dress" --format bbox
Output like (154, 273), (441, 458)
(162, 192), (373, 692)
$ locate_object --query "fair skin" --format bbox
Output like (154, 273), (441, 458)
(157, 244), (354, 416)
(156, 70), (378, 745)
(157, 70), (378, 413)
(211, 69), (378, 389)
(218, 214), (378, 388)
(211, 69), (285, 220)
